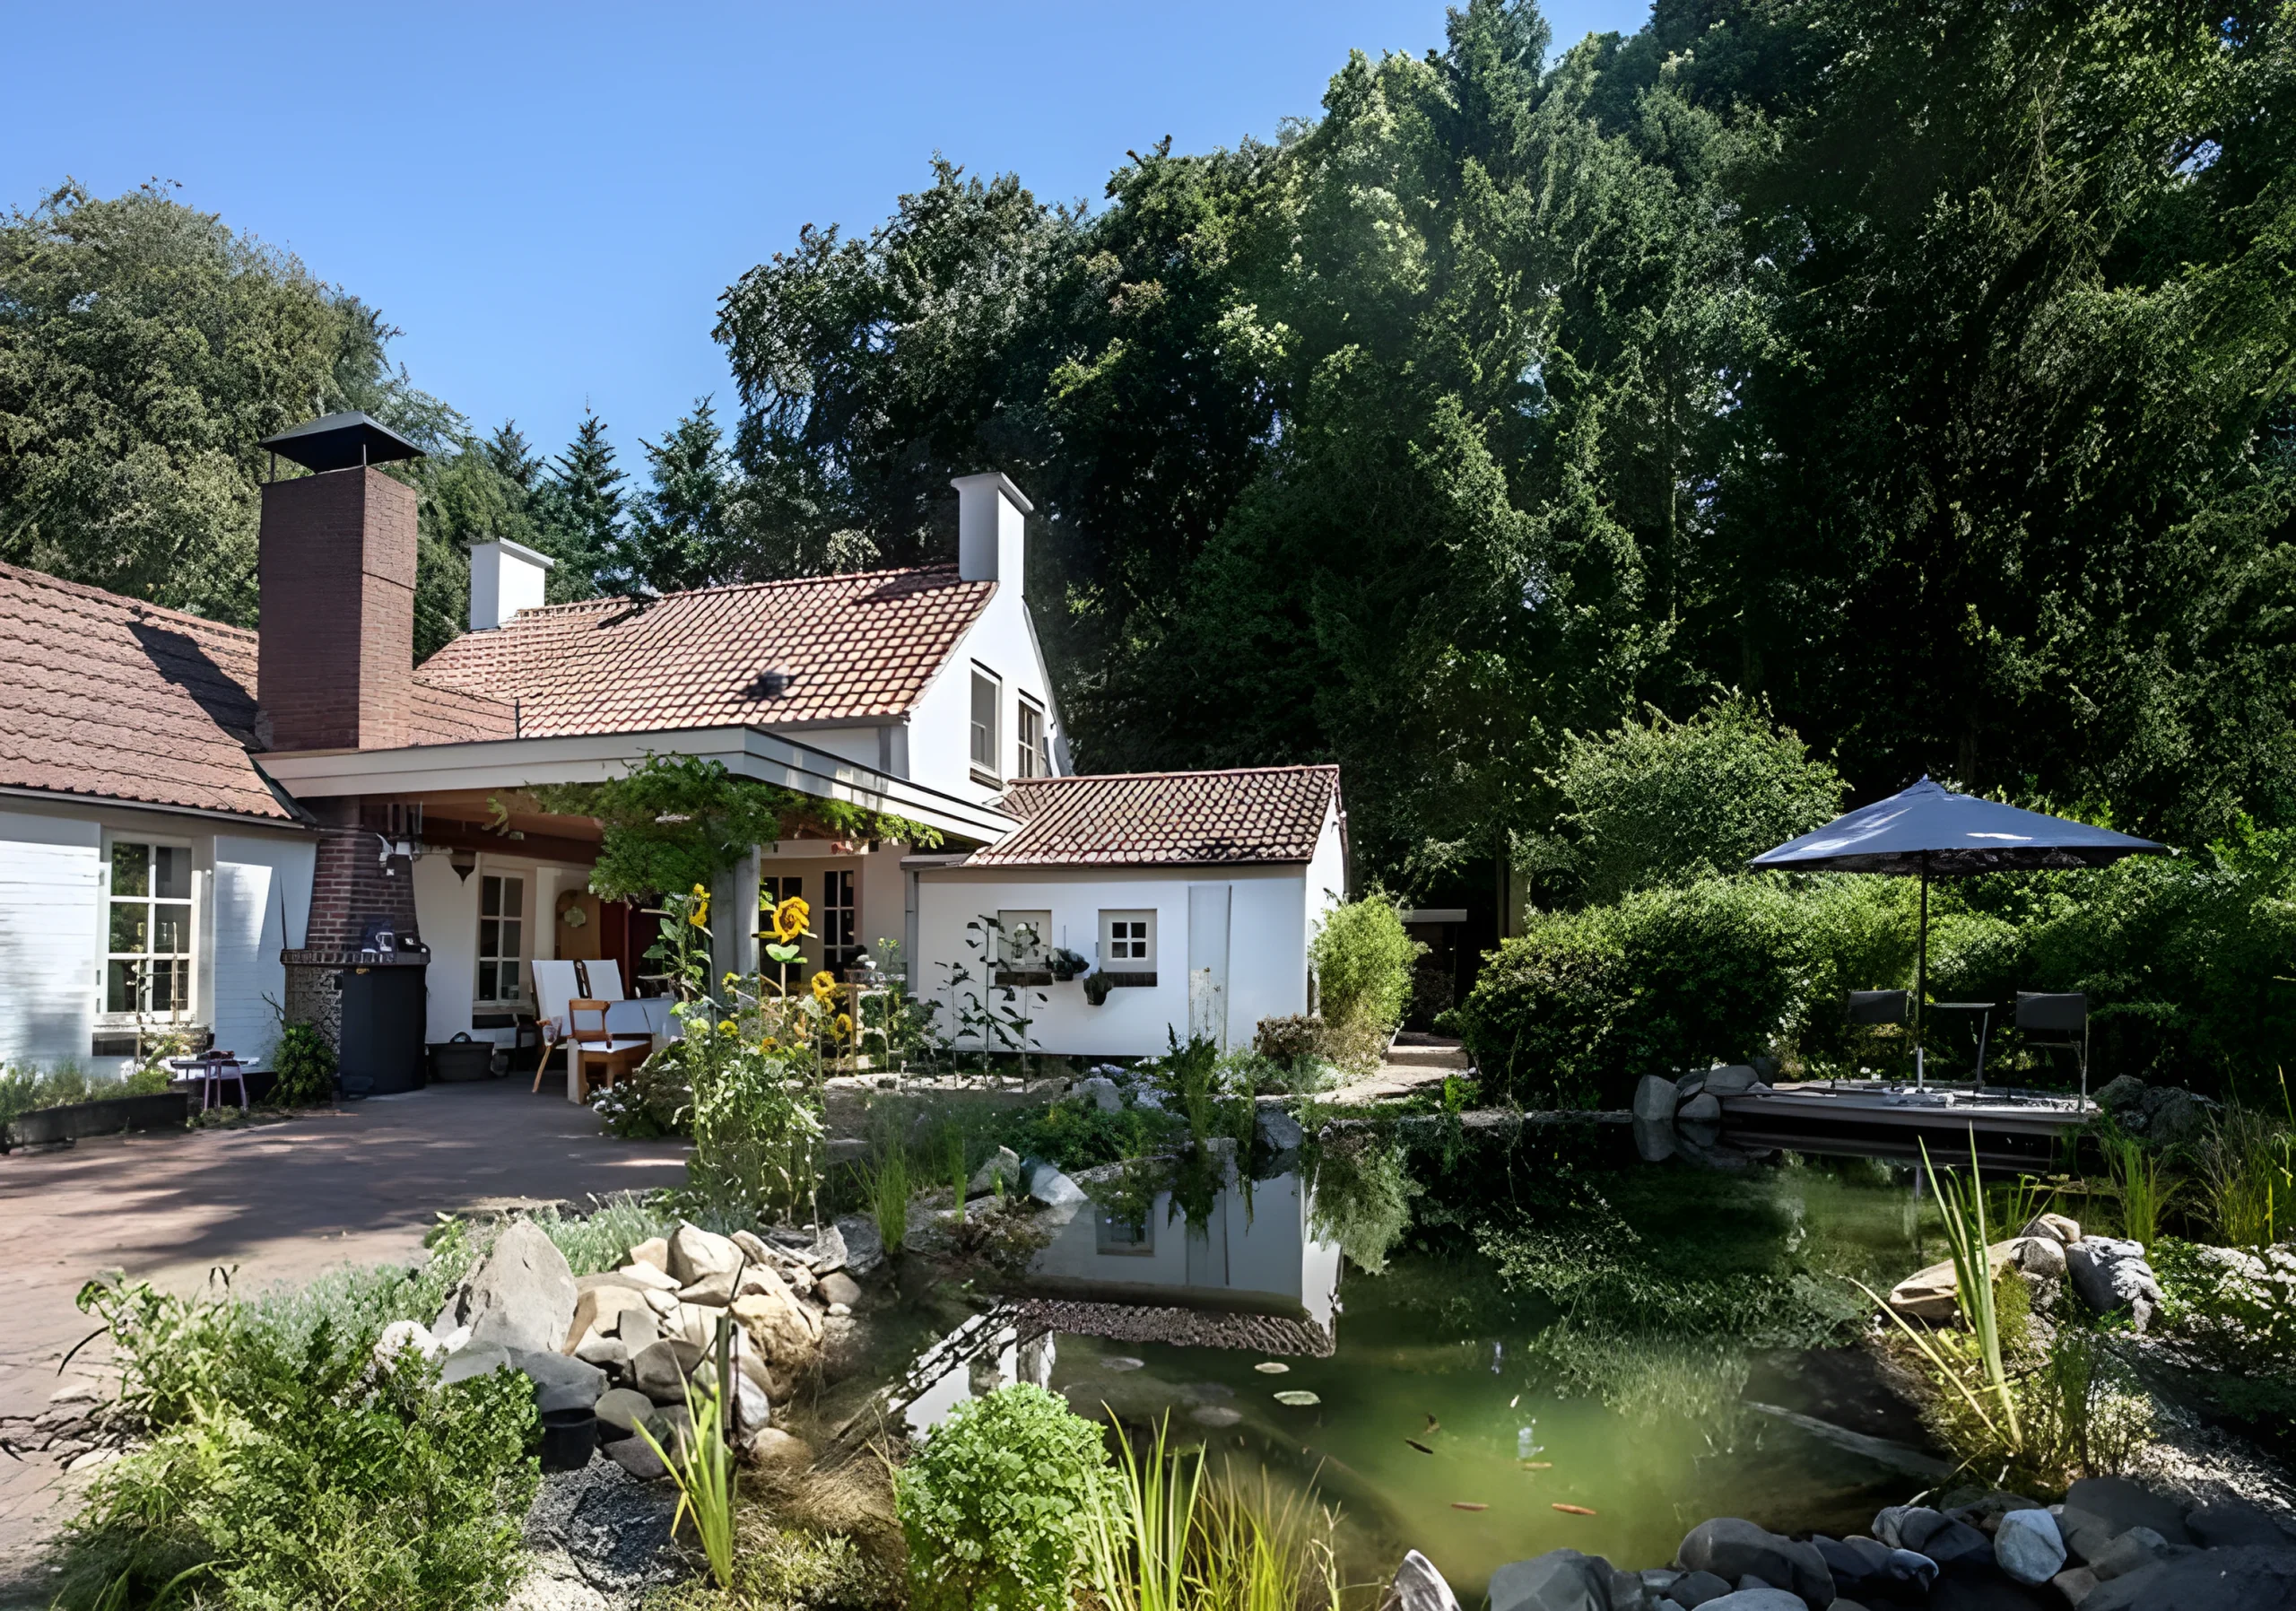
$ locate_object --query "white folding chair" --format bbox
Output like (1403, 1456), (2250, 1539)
(530, 960), (581, 1094)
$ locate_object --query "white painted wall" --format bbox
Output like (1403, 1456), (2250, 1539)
(0, 802), (314, 1075)
(411, 849), (586, 1048)
(912, 863), (1313, 1058)
(0, 809), (101, 1070)
(212, 834), (316, 1068)
(1026, 1169), (1341, 1328)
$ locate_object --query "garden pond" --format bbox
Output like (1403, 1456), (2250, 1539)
(849, 1118), (1979, 1600)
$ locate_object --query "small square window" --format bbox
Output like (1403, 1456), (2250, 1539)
(1099, 910), (1155, 969)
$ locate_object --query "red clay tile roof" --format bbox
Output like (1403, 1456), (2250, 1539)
(409, 675), (515, 745)
(0, 562), (297, 822)
(967, 766), (1343, 867)
(413, 567), (996, 739)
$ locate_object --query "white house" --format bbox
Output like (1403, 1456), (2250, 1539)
(910, 767), (1347, 1057)
(0, 412), (1347, 1084)
(0, 565), (315, 1075)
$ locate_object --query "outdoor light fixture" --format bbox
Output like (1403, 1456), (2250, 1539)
(449, 847), (477, 882)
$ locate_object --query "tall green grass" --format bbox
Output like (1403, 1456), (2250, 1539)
(634, 1369), (738, 1589)
(857, 1143), (911, 1256)
(2103, 1133), (2176, 1246)
(1081, 1416), (1345, 1611)
(2196, 1075), (2295, 1248)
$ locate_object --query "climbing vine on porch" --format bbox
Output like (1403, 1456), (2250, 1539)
(507, 753), (943, 900)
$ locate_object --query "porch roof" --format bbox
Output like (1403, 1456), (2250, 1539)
(254, 724), (1022, 845)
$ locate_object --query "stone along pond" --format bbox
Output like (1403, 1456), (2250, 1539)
(860, 1119), (1960, 1601)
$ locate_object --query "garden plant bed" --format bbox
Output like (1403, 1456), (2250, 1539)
(0, 1091), (188, 1152)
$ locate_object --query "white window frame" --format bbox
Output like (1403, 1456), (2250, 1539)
(98, 832), (197, 1026)
(1099, 909), (1156, 971)
(1016, 697), (1050, 779)
(475, 869), (529, 1006)
(821, 866), (860, 971)
(970, 666), (1002, 785)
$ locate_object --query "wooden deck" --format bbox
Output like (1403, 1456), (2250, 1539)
(1718, 1077), (2091, 1161)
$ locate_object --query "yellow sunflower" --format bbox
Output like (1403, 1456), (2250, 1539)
(761, 1038), (780, 1053)
(809, 971), (838, 1003)
(771, 896), (811, 942)
(835, 1013), (854, 1038)
(718, 1019), (739, 1035)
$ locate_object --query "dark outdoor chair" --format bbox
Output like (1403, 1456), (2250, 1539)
(2015, 991), (2090, 1108)
(1845, 989), (1909, 1026)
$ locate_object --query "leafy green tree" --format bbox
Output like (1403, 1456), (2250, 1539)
(1542, 695), (1846, 905)
(0, 182), (420, 623)
(535, 410), (624, 597)
(609, 396), (744, 596)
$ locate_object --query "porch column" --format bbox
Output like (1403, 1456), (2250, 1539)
(716, 848), (761, 982)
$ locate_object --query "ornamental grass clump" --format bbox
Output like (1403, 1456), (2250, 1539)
(894, 1383), (1113, 1611)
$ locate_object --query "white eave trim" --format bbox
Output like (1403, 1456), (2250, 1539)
(0, 782), (314, 831)
(253, 726), (1022, 843)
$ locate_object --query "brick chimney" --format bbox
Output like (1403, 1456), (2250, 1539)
(256, 414), (424, 752)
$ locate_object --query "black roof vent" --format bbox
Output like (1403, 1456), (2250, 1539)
(258, 412), (425, 475)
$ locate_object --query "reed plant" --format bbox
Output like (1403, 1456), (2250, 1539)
(1855, 1136), (2021, 1452)
(856, 1142), (911, 1258)
(1082, 1417), (1346, 1611)
(2195, 1075), (2294, 1248)
(2102, 1132), (2176, 1246)
(633, 1369), (738, 1589)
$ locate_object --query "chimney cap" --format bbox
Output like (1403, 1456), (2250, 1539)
(259, 411), (425, 474)
(949, 470), (1034, 515)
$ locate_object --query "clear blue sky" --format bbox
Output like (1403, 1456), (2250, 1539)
(4, 1), (1652, 463)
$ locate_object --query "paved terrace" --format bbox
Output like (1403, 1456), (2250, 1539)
(0, 1081), (688, 1598)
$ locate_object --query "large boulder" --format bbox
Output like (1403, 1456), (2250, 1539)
(667, 1223), (744, 1301)
(1076, 1075), (1124, 1112)
(566, 1284), (657, 1353)
(1679, 1093), (1723, 1123)
(970, 1145), (1027, 1194)
(1488, 1548), (1613, 1611)
(510, 1348), (608, 1415)
(631, 1337), (704, 1403)
(832, 1214), (884, 1276)
(1677, 1520), (1834, 1608)
(1887, 1239), (2065, 1323)
(1702, 1066), (1760, 1096)
(1378, 1550), (1462, 1611)
(1667, 1571), (1733, 1606)
(2018, 1211), (2082, 1245)
(1692, 1592), (1802, 1611)
(2187, 1501), (2295, 1548)
(2075, 1545), (2296, 1610)
(1993, 1509), (2066, 1585)
(1634, 1075), (1680, 1122)
(2068, 1238), (2166, 1330)
(1257, 1106), (1306, 1153)
(437, 1221), (578, 1356)
(729, 1266), (823, 1370)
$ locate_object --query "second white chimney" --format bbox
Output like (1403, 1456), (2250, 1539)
(952, 471), (1032, 596)
(468, 538), (555, 631)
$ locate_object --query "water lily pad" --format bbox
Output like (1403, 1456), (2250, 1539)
(1254, 1362), (1290, 1374)
(1273, 1390), (1321, 1406)
(1101, 1357), (1144, 1372)
(1190, 1406), (1243, 1427)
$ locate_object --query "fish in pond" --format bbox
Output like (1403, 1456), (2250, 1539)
(1552, 1503), (1597, 1517)
(1405, 1438), (1434, 1455)
(1190, 1406), (1242, 1427)
(1102, 1357), (1145, 1372)
(1274, 1390), (1321, 1406)
(1423, 1414), (1439, 1432)
(1451, 1502), (1488, 1511)
(1520, 1460), (1552, 1470)
(1254, 1362), (1290, 1374)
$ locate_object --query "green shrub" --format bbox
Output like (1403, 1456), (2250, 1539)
(1311, 898), (1421, 1034)
(894, 1383), (1112, 1611)
(998, 1096), (1185, 1173)
(269, 1022), (336, 1107)
(1446, 878), (1802, 1107)
(1541, 694), (1847, 905)
(54, 1236), (535, 1611)
(0, 1061), (98, 1126)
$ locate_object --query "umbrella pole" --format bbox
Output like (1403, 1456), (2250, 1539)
(1915, 853), (1929, 1091)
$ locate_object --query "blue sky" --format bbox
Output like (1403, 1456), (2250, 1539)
(4, 1), (1651, 464)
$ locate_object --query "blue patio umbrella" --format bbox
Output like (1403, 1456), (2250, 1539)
(1749, 777), (2167, 1081)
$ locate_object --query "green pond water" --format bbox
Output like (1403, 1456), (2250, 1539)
(890, 1121), (1959, 1598)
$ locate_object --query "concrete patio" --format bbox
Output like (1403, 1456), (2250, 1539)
(0, 1080), (687, 1596)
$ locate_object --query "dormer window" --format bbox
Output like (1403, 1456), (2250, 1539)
(1017, 698), (1050, 779)
(970, 668), (1001, 786)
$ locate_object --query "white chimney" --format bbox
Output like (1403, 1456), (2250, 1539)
(952, 472), (1032, 595)
(468, 538), (555, 631)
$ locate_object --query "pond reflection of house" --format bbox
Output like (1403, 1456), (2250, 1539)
(1022, 1167), (1343, 1349)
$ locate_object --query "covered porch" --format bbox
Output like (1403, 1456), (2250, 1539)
(258, 724), (1018, 1091)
